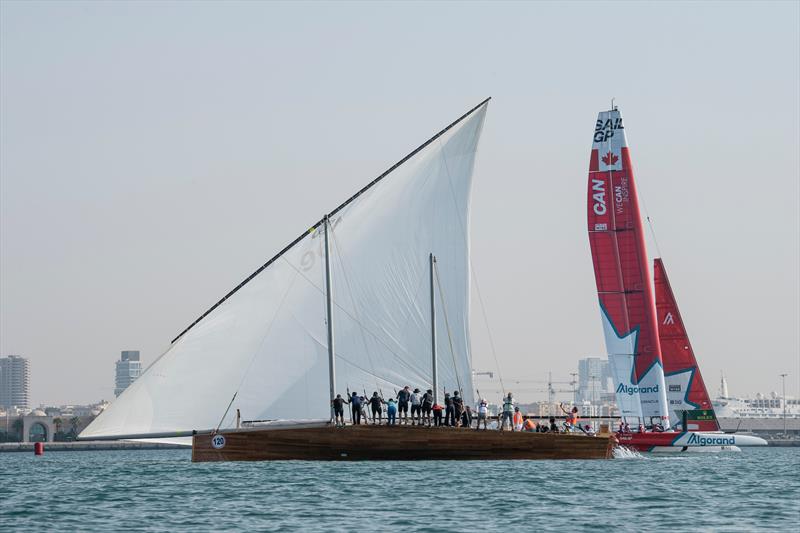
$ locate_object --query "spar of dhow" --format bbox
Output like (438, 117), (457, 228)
(79, 98), (614, 461)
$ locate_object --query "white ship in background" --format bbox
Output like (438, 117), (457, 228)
(713, 375), (800, 419)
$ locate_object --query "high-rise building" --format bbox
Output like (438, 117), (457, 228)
(115, 350), (142, 397)
(0, 355), (31, 409)
(577, 357), (612, 404)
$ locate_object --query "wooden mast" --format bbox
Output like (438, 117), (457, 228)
(430, 253), (438, 405)
(324, 215), (336, 421)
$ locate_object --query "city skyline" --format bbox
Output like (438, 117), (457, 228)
(0, 355), (30, 409)
(114, 350), (141, 397)
(1, 349), (794, 408)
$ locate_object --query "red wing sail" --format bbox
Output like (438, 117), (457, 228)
(587, 108), (670, 427)
(654, 258), (720, 431)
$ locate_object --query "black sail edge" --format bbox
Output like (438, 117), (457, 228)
(171, 97), (491, 344)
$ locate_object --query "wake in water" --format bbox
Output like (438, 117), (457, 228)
(612, 446), (644, 459)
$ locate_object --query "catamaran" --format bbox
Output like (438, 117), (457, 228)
(586, 106), (766, 452)
(80, 98), (612, 461)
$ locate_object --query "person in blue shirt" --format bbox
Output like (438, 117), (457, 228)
(348, 392), (362, 425)
(385, 398), (398, 425)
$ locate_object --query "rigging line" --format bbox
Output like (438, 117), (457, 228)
(214, 256), (302, 431)
(471, 267), (506, 394)
(299, 323), (407, 388)
(281, 254), (424, 378)
(646, 216), (663, 259)
(434, 260), (463, 394)
(635, 158), (664, 260)
(334, 351), (411, 391)
(294, 303), (425, 390)
(213, 392), (237, 435)
(171, 97), (491, 345)
(396, 263), (434, 344)
(391, 164), (446, 340)
(330, 228), (380, 389)
(436, 135), (506, 392)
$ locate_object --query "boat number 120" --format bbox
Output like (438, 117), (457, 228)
(211, 435), (226, 449)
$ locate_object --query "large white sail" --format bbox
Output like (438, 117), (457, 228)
(81, 100), (489, 439)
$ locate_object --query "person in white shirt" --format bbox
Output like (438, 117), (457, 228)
(410, 388), (422, 425)
(476, 398), (489, 430)
(501, 393), (515, 431)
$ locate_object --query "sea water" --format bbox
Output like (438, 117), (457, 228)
(1, 447), (798, 532)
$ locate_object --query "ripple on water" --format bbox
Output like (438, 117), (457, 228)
(0, 447), (798, 532)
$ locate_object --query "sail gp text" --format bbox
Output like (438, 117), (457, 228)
(594, 117), (624, 142)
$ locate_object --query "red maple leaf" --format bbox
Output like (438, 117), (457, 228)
(601, 151), (619, 166)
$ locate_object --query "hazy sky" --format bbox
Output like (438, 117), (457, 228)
(1, 1), (798, 406)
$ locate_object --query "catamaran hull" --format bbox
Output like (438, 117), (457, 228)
(191, 425), (614, 462)
(649, 445), (741, 453)
(616, 431), (766, 452)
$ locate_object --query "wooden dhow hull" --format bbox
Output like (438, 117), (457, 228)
(192, 425), (615, 462)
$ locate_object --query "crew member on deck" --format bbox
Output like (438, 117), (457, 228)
(500, 393), (515, 431)
(432, 402), (444, 426)
(410, 388), (422, 425)
(444, 393), (455, 426)
(349, 392), (362, 425)
(513, 407), (523, 431)
(560, 403), (579, 432)
(332, 394), (346, 427)
(421, 389), (434, 426)
(360, 395), (369, 422)
(369, 392), (383, 424)
(397, 386), (411, 424)
(461, 405), (473, 428)
(385, 398), (398, 425)
(476, 398), (489, 430)
(452, 391), (464, 426)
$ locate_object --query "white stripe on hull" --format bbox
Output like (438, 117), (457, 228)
(650, 445), (741, 453)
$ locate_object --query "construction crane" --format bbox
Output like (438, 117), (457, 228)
(499, 372), (580, 412)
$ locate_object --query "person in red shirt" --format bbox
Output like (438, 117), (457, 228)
(432, 402), (444, 427)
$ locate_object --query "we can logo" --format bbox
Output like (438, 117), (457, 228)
(663, 312), (675, 325)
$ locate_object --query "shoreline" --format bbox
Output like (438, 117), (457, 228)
(0, 441), (189, 452)
(1, 439), (798, 453)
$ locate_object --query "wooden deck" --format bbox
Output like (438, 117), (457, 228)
(191, 424), (614, 462)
